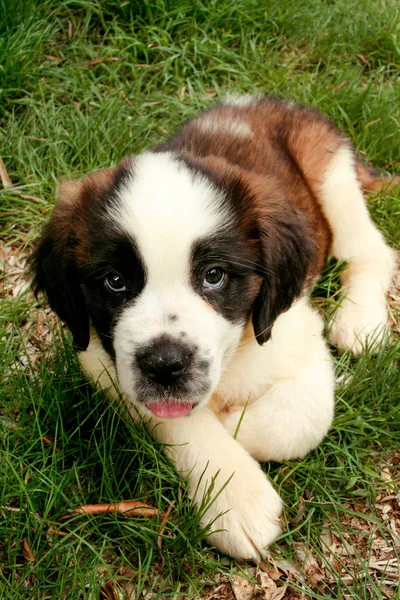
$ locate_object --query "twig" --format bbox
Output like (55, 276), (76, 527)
(3, 188), (45, 203)
(48, 525), (69, 537)
(157, 499), (176, 552)
(60, 500), (159, 521)
(42, 436), (61, 452)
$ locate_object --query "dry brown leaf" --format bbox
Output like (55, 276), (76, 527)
(333, 80), (349, 93)
(48, 525), (69, 538)
(256, 571), (282, 598)
(272, 557), (303, 581)
(230, 569), (286, 600)
(355, 53), (371, 67)
(22, 538), (35, 563)
(269, 585), (288, 600)
(42, 436), (61, 451)
(100, 581), (121, 600)
(86, 57), (120, 67)
(290, 497), (306, 525)
(0, 157), (13, 187)
(231, 573), (258, 600)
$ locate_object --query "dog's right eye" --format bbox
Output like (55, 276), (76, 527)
(202, 266), (227, 290)
(104, 272), (126, 293)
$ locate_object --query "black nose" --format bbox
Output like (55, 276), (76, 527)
(136, 338), (192, 386)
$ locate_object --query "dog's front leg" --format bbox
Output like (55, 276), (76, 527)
(148, 407), (282, 561)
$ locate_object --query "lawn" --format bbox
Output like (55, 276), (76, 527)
(1, 0), (399, 598)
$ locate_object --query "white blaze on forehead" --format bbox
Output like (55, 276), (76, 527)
(113, 152), (232, 285)
(108, 152), (246, 408)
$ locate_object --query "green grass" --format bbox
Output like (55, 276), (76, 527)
(1, 0), (399, 597)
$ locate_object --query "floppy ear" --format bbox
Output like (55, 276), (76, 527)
(31, 179), (91, 351)
(252, 203), (315, 345)
(31, 163), (125, 351)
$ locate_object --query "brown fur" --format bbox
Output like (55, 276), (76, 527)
(158, 98), (399, 276)
(157, 98), (344, 273)
(52, 98), (395, 276)
(49, 161), (133, 265)
(355, 161), (400, 193)
(33, 97), (394, 350)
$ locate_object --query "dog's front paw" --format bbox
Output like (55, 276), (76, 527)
(196, 465), (282, 561)
(329, 297), (390, 355)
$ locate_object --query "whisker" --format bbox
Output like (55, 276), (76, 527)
(204, 254), (272, 277)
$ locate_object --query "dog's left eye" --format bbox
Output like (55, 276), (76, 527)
(104, 272), (126, 293)
(203, 267), (226, 290)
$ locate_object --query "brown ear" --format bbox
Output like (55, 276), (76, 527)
(31, 221), (90, 351)
(252, 200), (315, 345)
(31, 161), (131, 350)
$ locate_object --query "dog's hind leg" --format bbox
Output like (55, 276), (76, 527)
(319, 145), (396, 354)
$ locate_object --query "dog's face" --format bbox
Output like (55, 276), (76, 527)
(32, 152), (313, 418)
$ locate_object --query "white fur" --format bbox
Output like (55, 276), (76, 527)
(222, 93), (260, 107)
(196, 115), (252, 137)
(79, 328), (121, 398)
(218, 299), (334, 461)
(221, 333), (334, 462)
(80, 299), (334, 560)
(143, 406), (282, 561)
(110, 153), (244, 411)
(76, 141), (393, 562)
(319, 145), (396, 354)
(216, 298), (327, 406)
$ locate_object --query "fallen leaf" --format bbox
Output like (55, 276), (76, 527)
(87, 57), (120, 67)
(0, 157), (12, 187)
(231, 573), (257, 600)
(355, 53), (371, 67)
(22, 539), (35, 563)
(290, 496), (306, 525)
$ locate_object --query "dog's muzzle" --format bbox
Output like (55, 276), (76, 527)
(134, 335), (199, 418)
(136, 337), (193, 386)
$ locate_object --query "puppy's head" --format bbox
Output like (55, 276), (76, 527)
(32, 152), (313, 418)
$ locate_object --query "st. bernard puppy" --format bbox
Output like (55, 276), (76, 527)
(32, 95), (397, 561)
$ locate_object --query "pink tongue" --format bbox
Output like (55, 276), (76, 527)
(148, 398), (193, 418)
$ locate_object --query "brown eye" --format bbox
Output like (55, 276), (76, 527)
(104, 272), (126, 293)
(203, 267), (226, 290)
